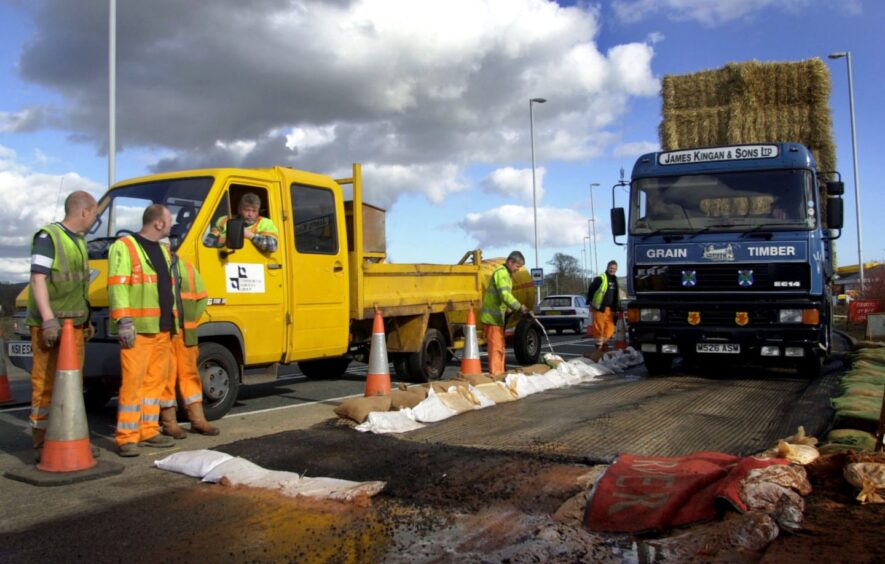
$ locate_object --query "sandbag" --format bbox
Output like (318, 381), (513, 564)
(154, 449), (234, 478)
(355, 410), (425, 434)
(457, 373), (494, 386)
(842, 371), (885, 386)
(334, 395), (392, 423)
(390, 389), (424, 410)
(832, 395), (882, 412)
(783, 426), (818, 447)
(775, 440), (819, 465)
(744, 464), (812, 496)
(824, 428), (878, 452)
(474, 382), (516, 403)
(437, 390), (477, 414)
(839, 382), (884, 398)
(411, 388), (459, 423)
(833, 409), (880, 434)
(428, 380), (470, 394)
(843, 463), (885, 504)
(517, 363), (552, 375)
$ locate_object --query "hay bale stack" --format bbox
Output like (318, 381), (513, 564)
(660, 58), (836, 176)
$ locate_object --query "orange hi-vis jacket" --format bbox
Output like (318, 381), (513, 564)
(107, 235), (178, 334)
(172, 254), (208, 346)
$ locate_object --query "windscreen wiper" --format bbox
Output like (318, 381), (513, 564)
(686, 223), (737, 239)
(640, 228), (687, 240)
(739, 223), (804, 238)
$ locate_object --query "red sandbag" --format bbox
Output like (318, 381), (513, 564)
(584, 451), (788, 533)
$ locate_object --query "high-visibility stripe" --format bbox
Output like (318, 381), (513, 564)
(143, 398), (161, 406)
(180, 291), (205, 300)
(117, 422), (139, 430)
(142, 414), (160, 422)
(118, 403), (141, 413)
(183, 320), (199, 330)
(108, 275), (130, 285)
(31, 407), (50, 417)
(31, 420), (49, 429)
(160, 400), (177, 408)
(31, 254), (53, 268)
(111, 307), (162, 319)
(184, 393), (202, 405)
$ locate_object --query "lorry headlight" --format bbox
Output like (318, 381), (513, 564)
(778, 309), (803, 324)
(640, 308), (662, 322)
(640, 343), (657, 353)
(13, 317), (30, 336)
(785, 347), (805, 357)
(661, 344), (679, 354)
(761, 346), (781, 357)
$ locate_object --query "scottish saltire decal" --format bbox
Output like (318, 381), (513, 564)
(738, 270), (754, 288)
(681, 270), (697, 288)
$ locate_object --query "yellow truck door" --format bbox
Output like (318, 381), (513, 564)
(285, 179), (349, 359)
(196, 175), (287, 364)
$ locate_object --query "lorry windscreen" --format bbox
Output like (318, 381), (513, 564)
(86, 176), (213, 258)
(629, 169), (814, 235)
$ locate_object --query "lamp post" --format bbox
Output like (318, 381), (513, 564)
(583, 236), (591, 286)
(589, 182), (600, 275)
(108, 0), (116, 189)
(828, 51), (864, 294)
(529, 97), (546, 304)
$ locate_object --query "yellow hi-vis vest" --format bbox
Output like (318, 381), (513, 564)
(480, 266), (522, 327)
(26, 223), (90, 326)
(172, 255), (207, 346)
(590, 273), (609, 311)
(108, 235), (178, 335)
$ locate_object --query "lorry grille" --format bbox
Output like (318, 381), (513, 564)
(634, 263), (809, 293)
(664, 305), (777, 327)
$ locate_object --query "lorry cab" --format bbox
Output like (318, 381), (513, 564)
(610, 143), (844, 376)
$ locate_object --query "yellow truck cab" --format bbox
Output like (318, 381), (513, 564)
(11, 164), (539, 419)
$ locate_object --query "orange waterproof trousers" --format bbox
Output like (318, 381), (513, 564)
(30, 326), (85, 432)
(485, 324), (506, 376)
(161, 333), (203, 409)
(116, 332), (171, 446)
(592, 307), (615, 346)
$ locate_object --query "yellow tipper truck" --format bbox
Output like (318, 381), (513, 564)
(10, 164), (539, 418)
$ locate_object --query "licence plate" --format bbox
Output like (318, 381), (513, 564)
(8, 341), (32, 357)
(696, 343), (740, 354)
(544, 311), (560, 315)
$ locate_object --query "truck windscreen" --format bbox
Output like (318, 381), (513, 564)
(86, 176), (214, 258)
(629, 169), (815, 234)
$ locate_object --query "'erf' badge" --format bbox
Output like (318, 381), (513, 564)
(735, 312), (749, 326)
(688, 311), (701, 325)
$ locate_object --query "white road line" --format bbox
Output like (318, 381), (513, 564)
(226, 392), (363, 418)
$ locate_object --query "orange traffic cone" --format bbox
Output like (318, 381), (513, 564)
(0, 336), (12, 403)
(613, 312), (627, 351)
(37, 319), (96, 473)
(364, 310), (391, 396)
(460, 307), (482, 376)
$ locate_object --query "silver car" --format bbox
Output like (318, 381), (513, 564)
(535, 294), (591, 335)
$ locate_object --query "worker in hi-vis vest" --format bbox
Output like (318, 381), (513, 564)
(108, 204), (179, 457)
(587, 260), (620, 351)
(203, 192), (278, 252)
(158, 252), (220, 439)
(480, 250), (531, 375)
(27, 191), (97, 457)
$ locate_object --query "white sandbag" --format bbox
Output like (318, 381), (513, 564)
(355, 409), (425, 434)
(530, 371), (560, 391)
(465, 385), (496, 408)
(572, 357), (613, 377)
(154, 449), (234, 478)
(505, 373), (542, 398)
(473, 382), (516, 403)
(541, 368), (570, 388)
(411, 387), (459, 423)
(203, 456), (386, 500)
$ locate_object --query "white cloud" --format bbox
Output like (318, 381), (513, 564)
(0, 145), (103, 282)
(612, 0), (812, 26)
(285, 125), (337, 151)
(482, 167), (545, 204)
(0, 106), (48, 132)
(360, 162), (468, 208)
(460, 205), (590, 249)
(613, 140), (659, 158)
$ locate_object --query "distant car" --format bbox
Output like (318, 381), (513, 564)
(535, 294), (591, 335)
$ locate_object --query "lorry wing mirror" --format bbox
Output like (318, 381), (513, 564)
(226, 218), (245, 250)
(826, 180), (844, 196)
(611, 208), (626, 237)
(826, 197), (843, 230)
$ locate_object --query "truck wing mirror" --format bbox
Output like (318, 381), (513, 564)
(226, 218), (245, 250)
(611, 207), (626, 238)
(826, 197), (843, 230)
(826, 180), (844, 196)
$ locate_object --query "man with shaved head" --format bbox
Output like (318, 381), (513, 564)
(27, 190), (98, 458)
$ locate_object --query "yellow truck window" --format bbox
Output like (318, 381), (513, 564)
(291, 185), (338, 254)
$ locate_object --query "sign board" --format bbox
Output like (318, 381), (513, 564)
(866, 312), (885, 341)
(530, 268), (544, 287)
(849, 299), (881, 325)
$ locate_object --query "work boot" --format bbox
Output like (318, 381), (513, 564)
(187, 402), (220, 436)
(139, 433), (175, 448)
(32, 428), (46, 449)
(118, 443), (140, 457)
(160, 407), (188, 440)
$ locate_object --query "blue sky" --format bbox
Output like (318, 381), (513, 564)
(0, 0), (881, 282)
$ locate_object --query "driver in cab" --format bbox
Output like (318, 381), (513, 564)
(203, 193), (278, 252)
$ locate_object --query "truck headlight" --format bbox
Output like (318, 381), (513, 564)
(640, 308), (662, 322)
(778, 309), (803, 324)
(13, 317), (30, 336)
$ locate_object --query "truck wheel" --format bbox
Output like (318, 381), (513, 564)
(392, 354), (414, 381)
(406, 328), (447, 382)
(298, 357), (351, 379)
(799, 355), (824, 379)
(83, 381), (113, 412)
(198, 342), (240, 421)
(513, 317), (541, 365)
(643, 353), (672, 376)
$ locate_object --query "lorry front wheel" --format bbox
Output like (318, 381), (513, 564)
(299, 357), (351, 379)
(643, 353), (672, 376)
(798, 355), (824, 379)
(406, 329), (447, 382)
(83, 381), (113, 412)
(198, 342), (240, 421)
(513, 317), (541, 365)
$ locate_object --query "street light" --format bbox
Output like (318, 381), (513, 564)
(529, 97), (546, 304)
(583, 236), (591, 286)
(589, 182), (600, 275)
(828, 51), (864, 294)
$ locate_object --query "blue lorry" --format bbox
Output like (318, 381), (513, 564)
(610, 143), (844, 376)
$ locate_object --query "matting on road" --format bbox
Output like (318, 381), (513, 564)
(402, 371), (841, 461)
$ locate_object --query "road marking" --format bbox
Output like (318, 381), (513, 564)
(227, 392), (363, 418)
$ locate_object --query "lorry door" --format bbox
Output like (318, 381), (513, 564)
(196, 177), (287, 364)
(286, 181), (349, 359)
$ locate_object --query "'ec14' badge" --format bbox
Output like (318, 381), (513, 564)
(738, 269), (754, 288)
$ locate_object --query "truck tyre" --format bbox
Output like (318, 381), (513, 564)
(298, 357), (351, 379)
(799, 355), (824, 379)
(513, 317), (541, 365)
(83, 381), (113, 412)
(643, 353), (672, 376)
(406, 328), (447, 382)
(392, 354), (414, 382)
(198, 342), (240, 421)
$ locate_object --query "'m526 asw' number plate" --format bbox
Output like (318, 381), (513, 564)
(696, 343), (740, 354)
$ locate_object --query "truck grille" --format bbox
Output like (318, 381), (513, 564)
(634, 263), (808, 293)
(665, 304), (777, 327)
